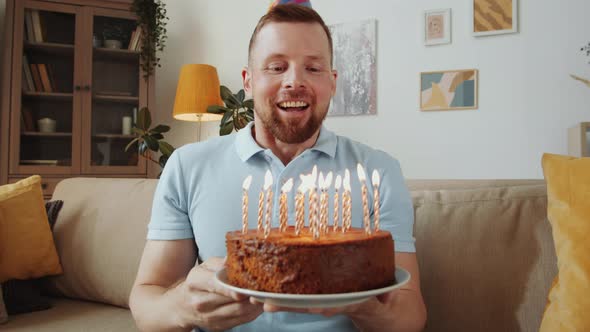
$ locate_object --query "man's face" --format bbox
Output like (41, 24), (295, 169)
(243, 22), (337, 144)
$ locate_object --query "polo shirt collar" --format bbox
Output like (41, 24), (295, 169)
(235, 122), (337, 162)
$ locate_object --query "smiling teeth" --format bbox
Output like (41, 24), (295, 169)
(279, 101), (308, 108)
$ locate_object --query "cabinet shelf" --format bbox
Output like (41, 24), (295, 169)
(93, 47), (140, 61)
(93, 134), (135, 139)
(24, 41), (74, 56)
(22, 131), (72, 137)
(93, 94), (139, 104)
(22, 91), (73, 100)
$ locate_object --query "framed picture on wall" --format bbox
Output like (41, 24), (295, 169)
(420, 69), (478, 111)
(472, 0), (518, 36)
(424, 9), (451, 46)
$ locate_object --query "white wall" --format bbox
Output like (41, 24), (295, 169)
(158, 0), (590, 179)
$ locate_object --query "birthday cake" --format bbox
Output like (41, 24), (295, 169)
(225, 226), (395, 294)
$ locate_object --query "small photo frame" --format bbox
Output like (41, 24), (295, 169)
(420, 69), (478, 111)
(472, 0), (518, 36)
(424, 9), (451, 46)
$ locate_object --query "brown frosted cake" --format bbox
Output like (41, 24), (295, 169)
(225, 226), (395, 294)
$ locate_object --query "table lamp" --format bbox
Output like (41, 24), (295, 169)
(172, 64), (224, 141)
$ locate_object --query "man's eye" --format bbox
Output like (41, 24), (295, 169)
(307, 67), (320, 72)
(268, 66), (285, 72)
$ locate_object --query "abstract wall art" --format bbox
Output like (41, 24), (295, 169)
(472, 0), (518, 36)
(420, 69), (478, 111)
(328, 19), (377, 116)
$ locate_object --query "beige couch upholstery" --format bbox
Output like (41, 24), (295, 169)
(1, 178), (555, 331)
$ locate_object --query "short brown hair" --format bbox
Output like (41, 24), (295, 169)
(248, 4), (333, 66)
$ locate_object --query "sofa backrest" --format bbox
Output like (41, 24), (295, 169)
(45, 178), (158, 308)
(411, 182), (556, 332)
(45, 178), (556, 332)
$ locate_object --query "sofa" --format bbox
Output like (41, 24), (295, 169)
(1, 177), (555, 331)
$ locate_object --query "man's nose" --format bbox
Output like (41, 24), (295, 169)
(282, 67), (306, 89)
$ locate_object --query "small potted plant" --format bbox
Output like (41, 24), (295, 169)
(102, 22), (126, 49)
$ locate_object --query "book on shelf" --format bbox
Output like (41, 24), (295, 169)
(46, 64), (58, 92)
(24, 11), (36, 42)
(31, 10), (44, 43)
(128, 26), (142, 51)
(30, 63), (43, 92)
(22, 55), (35, 92)
(37, 64), (53, 93)
(21, 107), (35, 131)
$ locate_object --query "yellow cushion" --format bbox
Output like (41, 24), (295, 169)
(540, 153), (590, 331)
(0, 176), (62, 283)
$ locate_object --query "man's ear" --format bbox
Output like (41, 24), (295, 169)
(331, 69), (338, 97)
(242, 67), (251, 95)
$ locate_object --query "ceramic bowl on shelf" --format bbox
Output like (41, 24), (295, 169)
(104, 39), (122, 49)
(37, 118), (56, 133)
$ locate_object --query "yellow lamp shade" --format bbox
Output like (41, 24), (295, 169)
(173, 64), (224, 122)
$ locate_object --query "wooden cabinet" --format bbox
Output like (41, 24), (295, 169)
(1, 0), (156, 197)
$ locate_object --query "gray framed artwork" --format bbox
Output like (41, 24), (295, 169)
(328, 19), (377, 116)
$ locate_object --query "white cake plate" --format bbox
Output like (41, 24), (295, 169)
(215, 266), (410, 308)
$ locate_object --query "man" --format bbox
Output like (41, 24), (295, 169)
(129, 4), (426, 332)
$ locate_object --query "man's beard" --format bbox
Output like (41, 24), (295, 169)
(256, 103), (329, 144)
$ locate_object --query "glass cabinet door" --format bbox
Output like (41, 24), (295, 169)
(82, 7), (147, 174)
(10, 0), (82, 175)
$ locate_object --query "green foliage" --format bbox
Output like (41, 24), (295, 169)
(207, 86), (254, 135)
(125, 107), (175, 173)
(131, 0), (169, 79)
(102, 22), (126, 41)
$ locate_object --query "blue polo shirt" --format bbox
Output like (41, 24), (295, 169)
(148, 122), (415, 332)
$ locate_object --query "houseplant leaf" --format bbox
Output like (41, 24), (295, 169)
(242, 99), (254, 109)
(158, 141), (175, 157)
(207, 105), (229, 114)
(150, 124), (170, 133)
(137, 107), (151, 130)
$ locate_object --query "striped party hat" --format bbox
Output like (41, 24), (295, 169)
(268, 0), (312, 11)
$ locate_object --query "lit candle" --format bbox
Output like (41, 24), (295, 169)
(257, 190), (264, 233)
(357, 164), (371, 235)
(295, 174), (307, 235)
(263, 170), (273, 238)
(280, 178), (293, 232)
(333, 174), (342, 231)
(242, 175), (252, 234)
(319, 171), (332, 235)
(342, 169), (352, 232)
(309, 166), (319, 239)
(371, 170), (381, 232)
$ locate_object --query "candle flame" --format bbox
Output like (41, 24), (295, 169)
(371, 170), (380, 186)
(242, 175), (252, 190)
(298, 174), (308, 193)
(335, 174), (342, 190)
(263, 170), (273, 190)
(343, 169), (351, 191)
(357, 163), (366, 182)
(325, 171), (333, 188)
(309, 167), (318, 188)
(281, 178), (294, 192)
(318, 172), (325, 189)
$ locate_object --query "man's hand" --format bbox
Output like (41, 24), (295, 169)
(173, 257), (264, 331)
(258, 290), (392, 317)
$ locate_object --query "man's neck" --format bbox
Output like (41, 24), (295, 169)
(251, 123), (320, 166)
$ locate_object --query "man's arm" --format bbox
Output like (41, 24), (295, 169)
(129, 240), (263, 332)
(346, 252), (426, 332)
